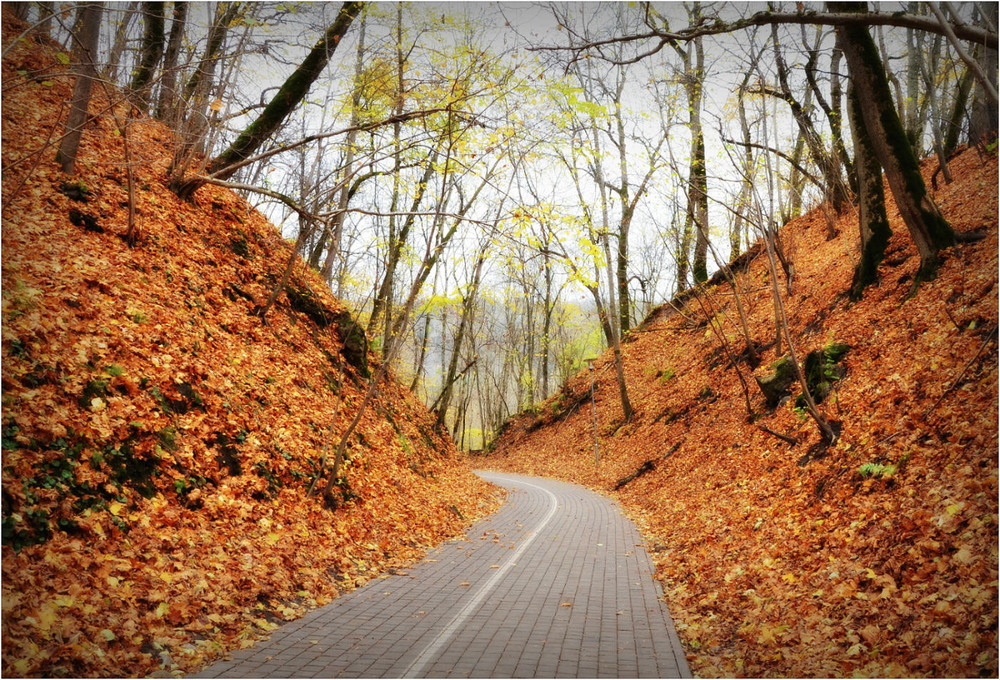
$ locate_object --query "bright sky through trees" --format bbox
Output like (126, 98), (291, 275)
(54, 0), (994, 443)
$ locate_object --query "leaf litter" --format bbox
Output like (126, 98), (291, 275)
(484, 140), (998, 676)
(1, 14), (501, 678)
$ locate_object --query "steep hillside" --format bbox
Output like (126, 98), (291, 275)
(1, 16), (499, 678)
(484, 148), (998, 677)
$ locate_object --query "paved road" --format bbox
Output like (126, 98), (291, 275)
(192, 472), (691, 678)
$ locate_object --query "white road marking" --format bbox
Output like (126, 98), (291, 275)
(400, 474), (559, 678)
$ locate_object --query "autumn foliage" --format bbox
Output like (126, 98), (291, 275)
(484, 145), (999, 672)
(1, 15), (499, 677)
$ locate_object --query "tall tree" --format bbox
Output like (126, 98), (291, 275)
(669, 22), (709, 290)
(831, 1), (957, 284)
(965, 2), (999, 145)
(765, 23), (852, 214)
(170, 1), (241, 178)
(846, 79), (891, 300)
(103, 2), (139, 85)
(56, 2), (103, 175)
(174, 1), (364, 198)
(433, 247), (487, 430)
(129, 2), (165, 111)
(155, 2), (188, 123)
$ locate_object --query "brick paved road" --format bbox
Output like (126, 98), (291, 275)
(192, 472), (691, 678)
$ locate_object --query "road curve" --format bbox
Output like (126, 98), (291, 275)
(192, 471), (691, 678)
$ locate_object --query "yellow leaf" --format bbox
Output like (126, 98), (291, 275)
(37, 605), (57, 632)
(954, 546), (976, 564)
(757, 623), (786, 645)
(154, 602), (170, 618)
(108, 501), (124, 517)
(99, 629), (116, 642)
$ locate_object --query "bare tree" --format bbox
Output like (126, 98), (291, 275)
(173, 1), (364, 198)
(831, 1), (957, 285)
(128, 2), (165, 110)
(56, 2), (103, 175)
(155, 2), (188, 123)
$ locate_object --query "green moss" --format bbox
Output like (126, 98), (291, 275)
(228, 234), (251, 258)
(157, 426), (178, 452)
(78, 379), (109, 408)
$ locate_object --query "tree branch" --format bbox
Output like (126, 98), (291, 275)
(531, 7), (997, 58)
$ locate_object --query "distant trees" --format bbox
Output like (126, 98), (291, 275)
(31, 0), (997, 448)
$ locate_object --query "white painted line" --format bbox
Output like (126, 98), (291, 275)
(400, 475), (559, 678)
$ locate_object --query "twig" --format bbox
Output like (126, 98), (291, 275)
(2, 99), (66, 205)
(756, 423), (799, 445)
(942, 303), (964, 334)
(923, 324), (998, 419)
(122, 107), (139, 246)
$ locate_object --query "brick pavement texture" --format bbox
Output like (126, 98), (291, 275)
(191, 472), (691, 678)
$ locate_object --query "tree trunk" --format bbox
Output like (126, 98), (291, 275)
(690, 131), (710, 283)
(169, 2), (240, 180)
(177, 1), (363, 198)
(968, 2), (999, 145)
(319, 10), (367, 284)
(370, 3), (407, 344)
(770, 23), (851, 213)
(367, 147), (439, 338)
(846, 81), (892, 300)
(608, 63), (633, 335)
(103, 2), (138, 84)
(676, 211), (693, 293)
(904, 5), (923, 151)
(540, 254), (554, 397)
(129, 2), (165, 111)
(155, 2), (188, 124)
(944, 63), (976, 156)
(678, 32), (710, 285)
(435, 251), (486, 429)
(832, 1), (956, 283)
(918, 34), (953, 184)
(731, 65), (759, 258)
(37, 2), (55, 37)
(56, 2), (103, 175)
(802, 26), (856, 192)
(410, 313), (431, 394)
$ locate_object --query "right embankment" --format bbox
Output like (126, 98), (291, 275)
(481, 147), (998, 677)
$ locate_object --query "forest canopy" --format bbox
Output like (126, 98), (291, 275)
(13, 0), (999, 446)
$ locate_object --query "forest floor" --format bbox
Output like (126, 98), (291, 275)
(483, 147), (999, 676)
(1, 15), (500, 678)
